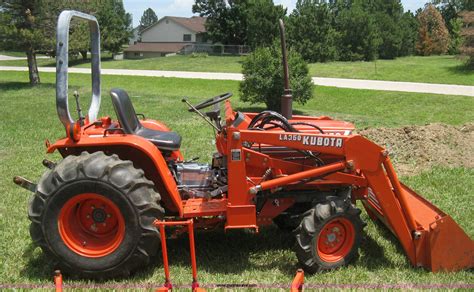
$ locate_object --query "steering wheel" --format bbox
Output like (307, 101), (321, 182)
(189, 92), (233, 112)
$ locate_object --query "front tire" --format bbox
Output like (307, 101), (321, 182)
(294, 198), (364, 273)
(28, 151), (164, 279)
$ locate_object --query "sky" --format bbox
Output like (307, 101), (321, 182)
(124, 0), (430, 27)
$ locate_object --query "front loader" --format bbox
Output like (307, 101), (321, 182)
(15, 10), (473, 280)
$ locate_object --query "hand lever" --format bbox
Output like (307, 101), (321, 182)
(74, 91), (85, 126)
(182, 98), (220, 132)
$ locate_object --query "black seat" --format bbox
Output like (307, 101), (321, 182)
(110, 88), (182, 151)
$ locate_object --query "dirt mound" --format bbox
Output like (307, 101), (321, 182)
(357, 123), (474, 176)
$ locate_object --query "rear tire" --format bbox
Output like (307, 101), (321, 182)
(28, 151), (164, 279)
(294, 198), (364, 273)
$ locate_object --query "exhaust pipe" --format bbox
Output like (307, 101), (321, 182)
(279, 19), (293, 120)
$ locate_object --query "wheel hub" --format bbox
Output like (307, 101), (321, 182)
(58, 193), (125, 258)
(317, 217), (355, 263)
(92, 208), (107, 223)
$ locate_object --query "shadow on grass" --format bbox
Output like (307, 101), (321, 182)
(20, 244), (56, 280)
(20, 221), (411, 281)
(447, 63), (474, 75)
(0, 81), (55, 92)
(360, 219), (408, 270)
(38, 56), (115, 68)
(149, 226), (298, 276)
(235, 105), (306, 116)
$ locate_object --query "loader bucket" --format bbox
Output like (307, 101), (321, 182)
(401, 183), (474, 272)
(363, 181), (474, 272)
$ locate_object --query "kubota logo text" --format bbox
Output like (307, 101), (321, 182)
(279, 134), (343, 148)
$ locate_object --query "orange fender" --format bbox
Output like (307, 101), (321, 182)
(47, 134), (183, 216)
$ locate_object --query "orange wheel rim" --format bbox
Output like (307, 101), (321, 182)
(317, 217), (355, 263)
(58, 193), (125, 258)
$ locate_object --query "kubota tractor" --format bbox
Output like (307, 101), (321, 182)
(15, 11), (473, 279)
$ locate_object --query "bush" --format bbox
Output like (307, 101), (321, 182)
(239, 43), (313, 111)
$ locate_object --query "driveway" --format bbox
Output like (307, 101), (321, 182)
(0, 66), (472, 97)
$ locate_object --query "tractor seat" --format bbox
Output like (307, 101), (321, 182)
(110, 88), (182, 151)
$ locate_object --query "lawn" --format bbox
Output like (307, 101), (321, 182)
(0, 54), (472, 85)
(0, 51), (28, 57)
(308, 55), (474, 86)
(0, 71), (473, 288)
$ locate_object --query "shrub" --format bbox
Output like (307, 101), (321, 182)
(239, 43), (313, 111)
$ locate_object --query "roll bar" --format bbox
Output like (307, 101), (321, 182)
(56, 10), (101, 133)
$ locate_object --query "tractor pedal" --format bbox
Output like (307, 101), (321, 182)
(42, 159), (56, 169)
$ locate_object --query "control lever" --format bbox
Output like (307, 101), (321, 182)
(184, 157), (200, 163)
(182, 98), (220, 132)
(74, 91), (85, 126)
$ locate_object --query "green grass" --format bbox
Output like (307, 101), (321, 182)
(0, 51), (28, 57)
(0, 71), (473, 287)
(1, 54), (472, 85)
(309, 55), (474, 86)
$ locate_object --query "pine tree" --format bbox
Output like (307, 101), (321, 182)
(287, 0), (339, 62)
(103, 1), (131, 54)
(335, 1), (381, 61)
(416, 4), (450, 55)
(246, 0), (286, 49)
(139, 8), (158, 31)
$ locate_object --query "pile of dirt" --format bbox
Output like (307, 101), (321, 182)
(357, 123), (474, 176)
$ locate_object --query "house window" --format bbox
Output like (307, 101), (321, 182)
(183, 34), (192, 42)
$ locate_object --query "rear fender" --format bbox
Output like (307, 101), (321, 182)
(47, 135), (183, 216)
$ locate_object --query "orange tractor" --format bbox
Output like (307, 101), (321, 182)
(15, 11), (473, 281)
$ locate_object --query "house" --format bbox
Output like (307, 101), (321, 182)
(128, 26), (140, 45)
(124, 16), (207, 59)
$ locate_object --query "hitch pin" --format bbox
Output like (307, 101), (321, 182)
(13, 176), (37, 193)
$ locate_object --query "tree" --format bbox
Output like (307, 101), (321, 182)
(96, 0), (132, 55)
(193, 0), (248, 45)
(239, 42), (313, 111)
(287, 0), (339, 62)
(335, 1), (381, 61)
(0, 0), (132, 85)
(0, 0), (46, 85)
(416, 4), (450, 55)
(460, 10), (474, 67)
(431, 0), (474, 54)
(193, 0), (285, 48)
(399, 12), (419, 56)
(246, 0), (286, 49)
(362, 0), (404, 59)
(139, 8), (158, 31)
(448, 17), (463, 54)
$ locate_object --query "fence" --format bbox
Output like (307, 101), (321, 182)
(181, 44), (251, 56)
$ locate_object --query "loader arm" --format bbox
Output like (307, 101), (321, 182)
(236, 129), (473, 272)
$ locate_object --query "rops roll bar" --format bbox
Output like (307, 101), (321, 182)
(56, 10), (101, 138)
